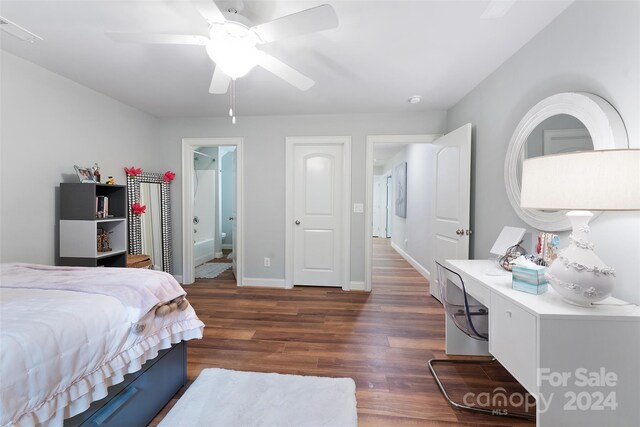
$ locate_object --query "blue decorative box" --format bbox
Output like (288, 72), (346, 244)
(512, 264), (548, 286)
(512, 279), (548, 295)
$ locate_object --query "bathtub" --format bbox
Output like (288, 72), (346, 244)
(194, 237), (216, 266)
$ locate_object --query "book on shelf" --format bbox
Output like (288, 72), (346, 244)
(95, 196), (109, 218)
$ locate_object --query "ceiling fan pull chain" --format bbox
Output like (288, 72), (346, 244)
(229, 79), (234, 117)
(231, 79), (237, 124)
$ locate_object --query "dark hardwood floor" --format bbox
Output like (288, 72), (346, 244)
(150, 238), (535, 426)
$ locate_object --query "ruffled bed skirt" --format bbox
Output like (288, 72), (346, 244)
(9, 320), (203, 427)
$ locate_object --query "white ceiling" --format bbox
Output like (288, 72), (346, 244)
(0, 1), (572, 118)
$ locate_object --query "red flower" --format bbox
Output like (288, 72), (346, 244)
(164, 170), (176, 183)
(132, 202), (146, 215)
(124, 166), (143, 176)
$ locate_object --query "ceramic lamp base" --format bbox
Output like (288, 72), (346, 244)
(545, 211), (616, 307)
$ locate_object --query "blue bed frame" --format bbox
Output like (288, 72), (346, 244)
(64, 341), (186, 427)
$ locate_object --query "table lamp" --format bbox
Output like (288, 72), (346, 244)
(520, 149), (640, 306)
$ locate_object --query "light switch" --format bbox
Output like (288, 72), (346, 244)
(353, 203), (364, 213)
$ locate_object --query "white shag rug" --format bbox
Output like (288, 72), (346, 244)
(195, 263), (232, 279)
(158, 369), (358, 427)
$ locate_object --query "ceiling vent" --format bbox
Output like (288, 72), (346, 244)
(0, 16), (42, 42)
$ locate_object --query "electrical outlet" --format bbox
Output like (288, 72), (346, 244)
(264, 257), (271, 267)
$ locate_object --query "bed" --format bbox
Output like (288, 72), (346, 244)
(0, 263), (204, 427)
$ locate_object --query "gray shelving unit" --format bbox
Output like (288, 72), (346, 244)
(59, 183), (127, 267)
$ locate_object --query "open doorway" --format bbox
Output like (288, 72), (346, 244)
(191, 146), (236, 275)
(364, 135), (440, 292)
(364, 128), (472, 294)
(372, 153), (397, 239)
(182, 138), (243, 285)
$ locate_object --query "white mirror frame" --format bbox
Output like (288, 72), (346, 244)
(505, 92), (628, 231)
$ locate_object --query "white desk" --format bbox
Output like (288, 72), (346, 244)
(445, 259), (640, 427)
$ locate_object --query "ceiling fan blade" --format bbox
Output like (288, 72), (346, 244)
(191, 0), (226, 23)
(257, 52), (315, 91)
(209, 66), (231, 94)
(106, 32), (209, 45)
(252, 4), (338, 44)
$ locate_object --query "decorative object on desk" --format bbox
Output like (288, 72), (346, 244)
(74, 165), (95, 183)
(489, 226), (526, 257)
(163, 170), (176, 183)
(394, 162), (407, 218)
(521, 149), (640, 306)
(498, 241), (527, 271)
(131, 202), (146, 215)
(124, 166), (143, 177)
(92, 163), (101, 183)
(537, 232), (559, 266)
(512, 264), (548, 295)
(106, 176), (115, 185)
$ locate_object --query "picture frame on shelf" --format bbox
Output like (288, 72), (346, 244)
(74, 165), (95, 183)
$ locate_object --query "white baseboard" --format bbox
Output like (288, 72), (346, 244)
(214, 251), (223, 258)
(221, 244), (233, 250)
(241, 277), (287, 288)
(390, 242), (431, 281)
(350, 281), (366, 291)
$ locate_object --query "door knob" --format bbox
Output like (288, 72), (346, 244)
(229, 217), (235, 221)
(295, 220), (301, 225)
(465, 229), (473, 235)
(456, 229), (464, 235)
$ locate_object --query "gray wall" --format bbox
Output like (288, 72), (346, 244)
(158, 112), (447, 281)
(447, 0), (640, 304)
(384, 143), (437, 276)
(0, 52), (161, 264)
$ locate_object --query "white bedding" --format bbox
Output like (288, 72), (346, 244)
(0, 265), (204, 427)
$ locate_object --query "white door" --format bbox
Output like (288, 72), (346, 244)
(372, 176), (386, 237)
(431, 123), (472, 298)
(293, 144), (343, 286)
(229, 150), (238, 278)
(385, 175), (392, 238)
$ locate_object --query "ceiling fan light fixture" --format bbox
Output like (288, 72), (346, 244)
(206, 24), (259, 79)
(408, 95), (422, 104)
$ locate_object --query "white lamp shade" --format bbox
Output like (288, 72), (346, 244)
(521, 149), (640, 210)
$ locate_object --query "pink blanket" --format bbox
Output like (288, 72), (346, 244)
(0, 263), (186, 323)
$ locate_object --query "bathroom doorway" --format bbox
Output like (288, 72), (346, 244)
(192, 146), (236, 275)
(182, 138), (243, 285)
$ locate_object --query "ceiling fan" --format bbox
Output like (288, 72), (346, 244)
(107, 1), (338, 94)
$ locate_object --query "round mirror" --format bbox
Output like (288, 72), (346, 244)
(505, 92), (628, 231)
